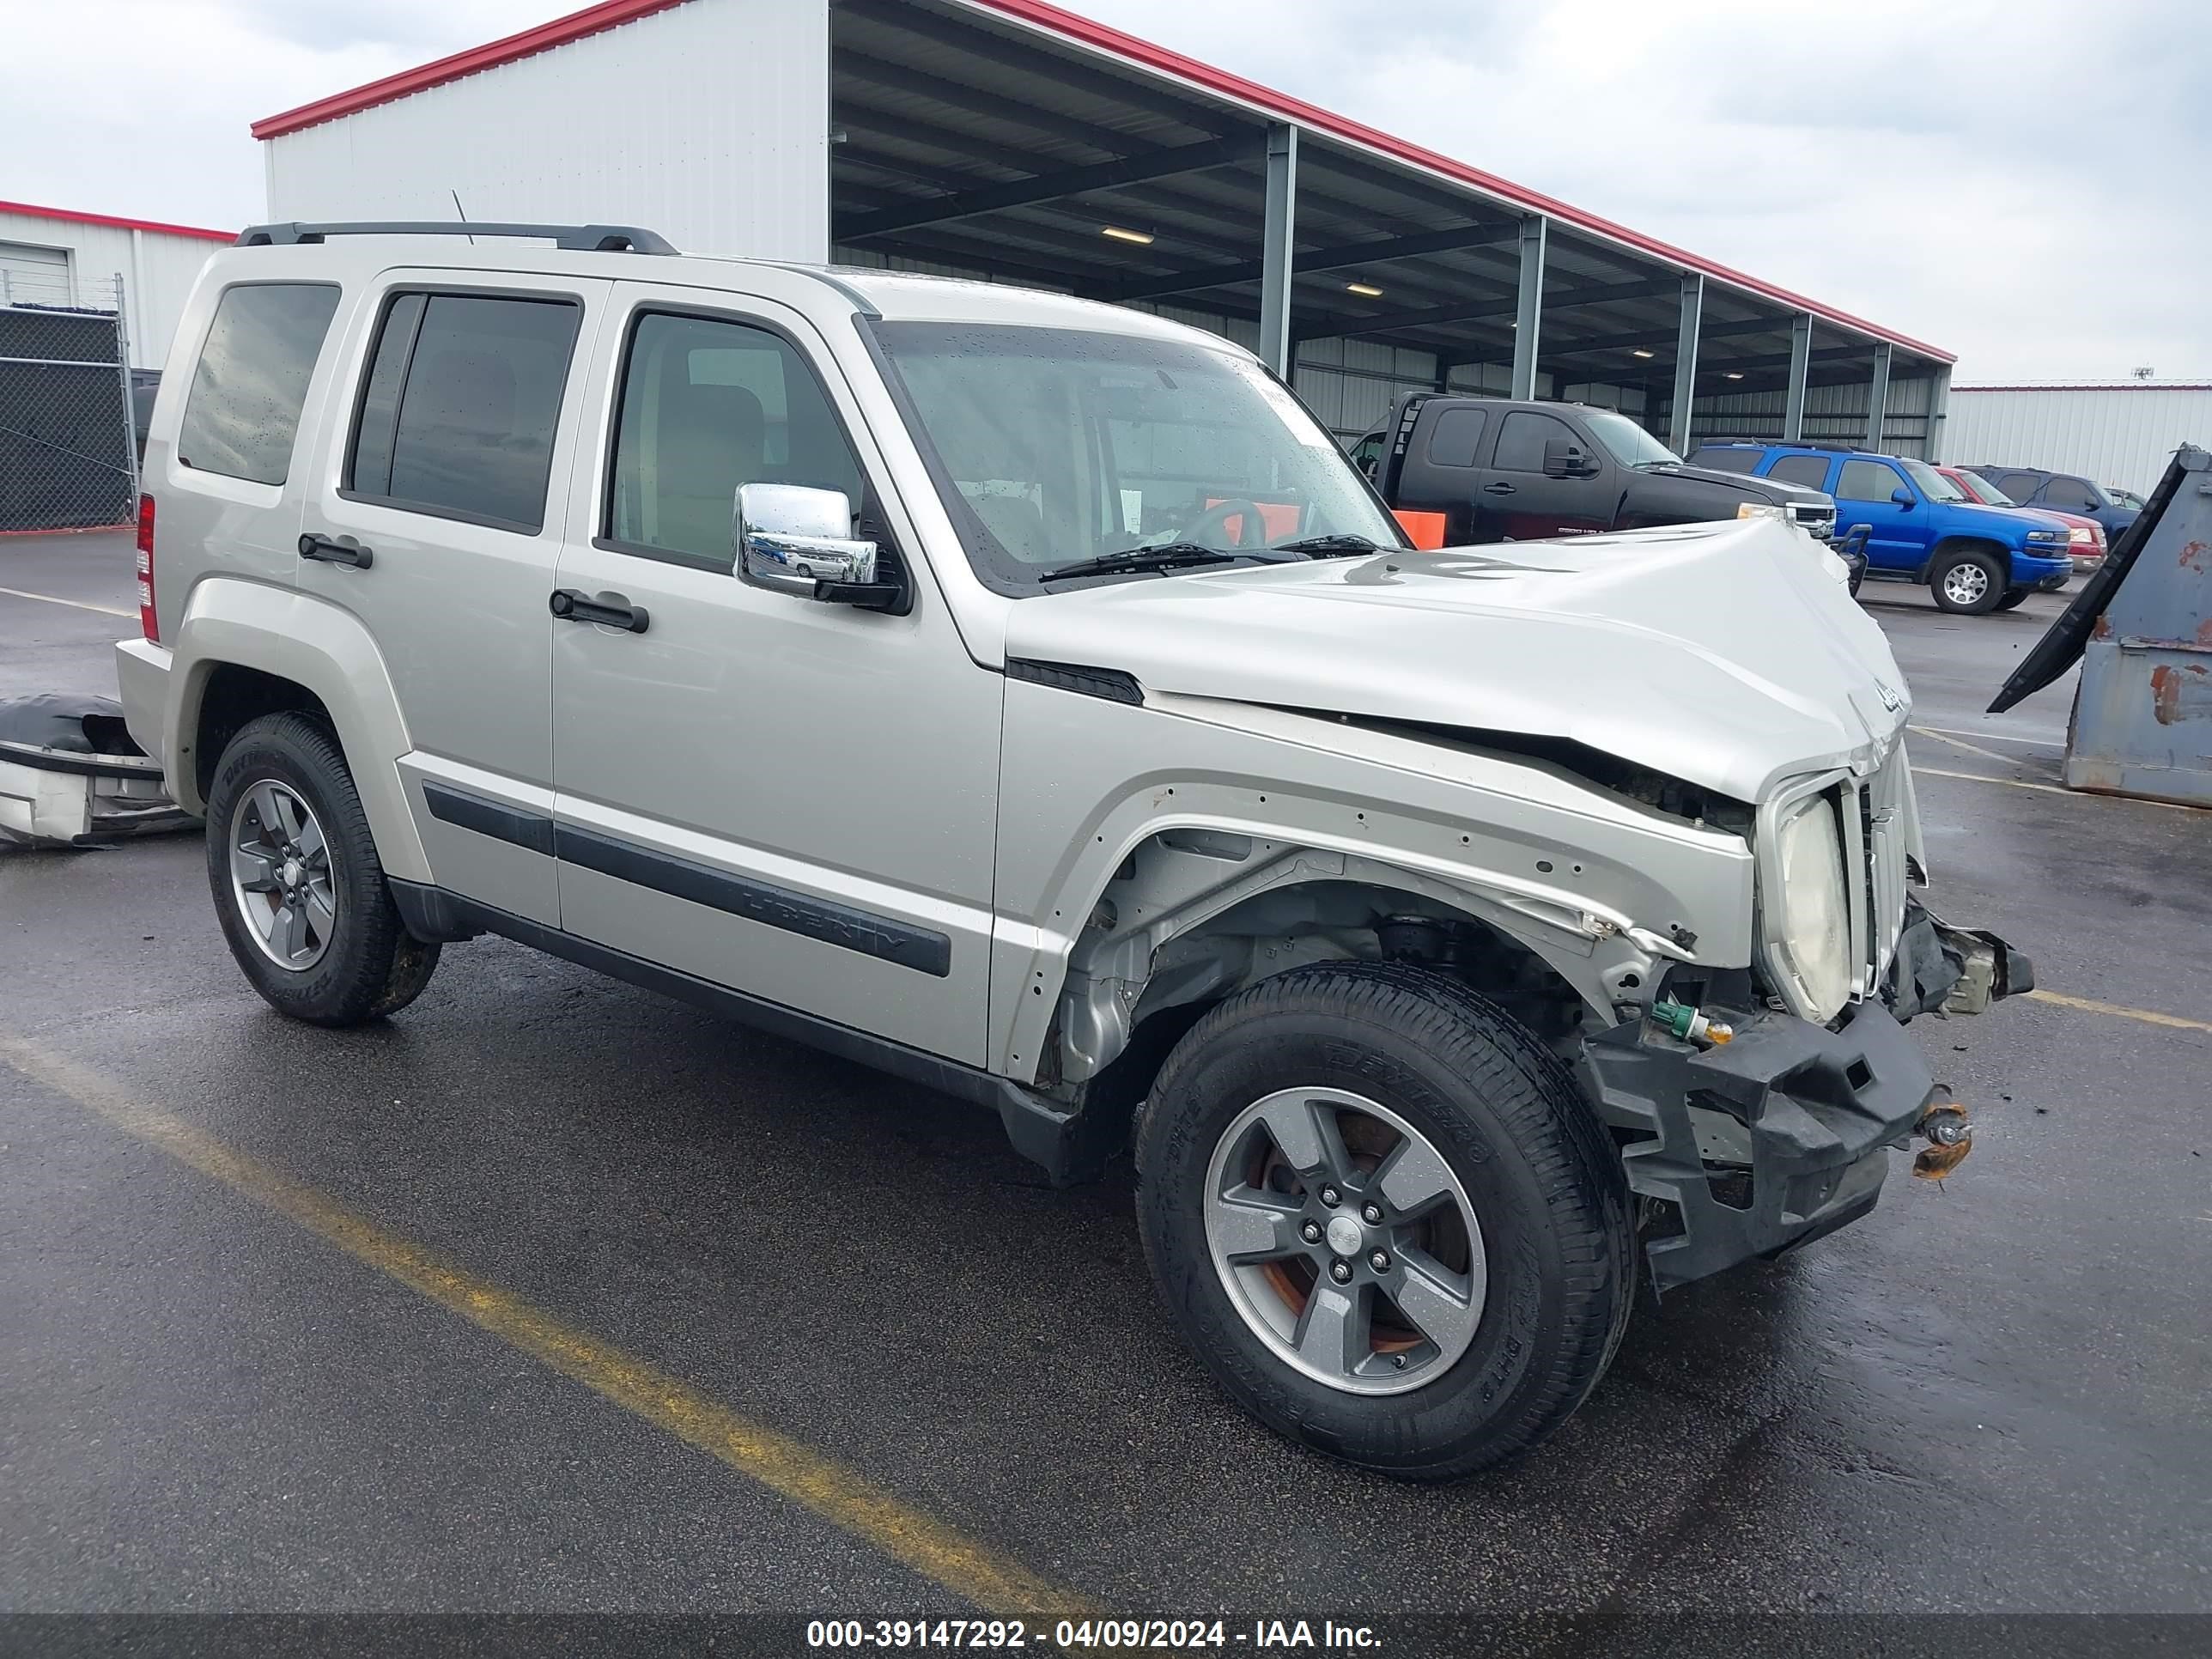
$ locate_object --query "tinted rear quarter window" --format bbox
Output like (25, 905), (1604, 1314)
(1837, 459), (1901, 501)
(346, 291), (581, 532)
(1689, 447), (1760, 474)
(2041, 476), (2095, 510)
(1765, 453), (1832, 490)
(1996, 471), (2041, 499)
(1424, 407), (1487, 469)
(176, 283), (341, 485)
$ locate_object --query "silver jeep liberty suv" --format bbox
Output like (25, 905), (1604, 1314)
(117, 222), (2027, 1480)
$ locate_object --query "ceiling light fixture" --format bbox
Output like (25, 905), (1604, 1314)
(1345, 282), (1384, 298)
(1100, 225), (1155, 246)
(1632, 349), (1656, 359)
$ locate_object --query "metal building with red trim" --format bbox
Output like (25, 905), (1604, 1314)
(249, 0), (1956, 454)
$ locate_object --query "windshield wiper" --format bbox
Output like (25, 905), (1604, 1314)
(1038, 543), (1302, 582)
(1271, 533), (1385, 556)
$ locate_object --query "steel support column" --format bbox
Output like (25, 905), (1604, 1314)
(1925, 365), (1952, 462)
(1668, 272), (1704, 453)
(1510, 216), (1546, 400)
(1257, 124), (1298, 376)
(1783, 313), (1814, 441)
(1866, 342), (1893, 451)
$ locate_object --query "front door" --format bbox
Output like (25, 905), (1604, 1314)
(1831, 455), (1923, 573)
(1473, 409), (1612, 540)
(299, 270), (611, 927)
(547, 284), (1000, 1065)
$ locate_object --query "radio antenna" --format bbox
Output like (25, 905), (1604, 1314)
(450, 190), (475, 245)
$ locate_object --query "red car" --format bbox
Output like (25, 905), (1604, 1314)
(1939, 466), (2106, 574)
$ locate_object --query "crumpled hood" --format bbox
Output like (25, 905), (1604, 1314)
(1005, 518), (1910, 804)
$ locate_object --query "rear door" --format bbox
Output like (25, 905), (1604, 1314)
(1475, 408), (1611, 540)
(1829, 456), (1922, 571)
(298, 270), (610, 927)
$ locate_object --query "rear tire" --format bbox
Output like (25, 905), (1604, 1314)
(204, 712), (440, 1026)
(1133, 962), (1633, 1480)
(1930, 548), (2006, 614)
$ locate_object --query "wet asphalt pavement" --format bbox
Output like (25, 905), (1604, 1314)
(2, 535), (2207, 1644)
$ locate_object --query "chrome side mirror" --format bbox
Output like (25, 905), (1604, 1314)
(736, 483), (877, 599)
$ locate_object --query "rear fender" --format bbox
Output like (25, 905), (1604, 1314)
(167, 576), (428, 881)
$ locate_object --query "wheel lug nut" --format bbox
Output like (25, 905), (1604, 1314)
(1300, 1220), (1322, 1244)
(1328, 1259), (1352, 1285)
(1362, 1203), (1383, 1224)
(1319, 1185), (1341, 1207)
(1369, 1249), (1391, 1272)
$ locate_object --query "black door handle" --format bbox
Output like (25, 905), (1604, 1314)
(1482, 482), (1516, 496)
(550, 587), (650, 634)
(299, 532), (374, 568)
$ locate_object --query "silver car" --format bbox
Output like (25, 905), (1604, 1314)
(116, 222), (2027, 1479)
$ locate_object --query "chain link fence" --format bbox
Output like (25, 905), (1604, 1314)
(1, 272), (138, 532)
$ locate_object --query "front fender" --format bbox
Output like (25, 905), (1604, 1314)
(168, 576), (428, 882)
(988, 684), (1756, 1082)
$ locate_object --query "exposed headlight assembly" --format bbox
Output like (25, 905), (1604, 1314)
(1766, 792), (1853, 1024)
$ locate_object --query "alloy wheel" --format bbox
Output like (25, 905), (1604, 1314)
(1202, 1087), (1486, 1396)
(1942, 562), (1990, 606)
(228, 779), (337, 971)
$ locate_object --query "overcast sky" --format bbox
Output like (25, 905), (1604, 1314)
(4, 0), (2204, 380)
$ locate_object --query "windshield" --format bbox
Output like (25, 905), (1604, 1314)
(2108, 485), (2146, 509)
(1952, 471), (2014, 505)
(1582, 407), (1680, 468)
(1899, 458), (1972, 502)
(869, 322), (1404, 592)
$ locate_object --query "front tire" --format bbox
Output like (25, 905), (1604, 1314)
(1930, 548), (2006, 614)
(1133, 963), (1633, 1480)
(204, 712), (440, 1026)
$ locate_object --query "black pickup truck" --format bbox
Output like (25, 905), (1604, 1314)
(1353, 394), (1839, 548)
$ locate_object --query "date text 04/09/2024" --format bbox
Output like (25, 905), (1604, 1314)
(805, 1619), (1381, 1649)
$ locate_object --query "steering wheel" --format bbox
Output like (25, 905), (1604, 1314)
(1177, 498), (1270, 550)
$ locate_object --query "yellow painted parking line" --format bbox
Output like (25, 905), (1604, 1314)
(1909, 726), (2020, 766)
(0, 584), (134, 619)
(2023, 990), (2212, 1036)
(0, 1036), (1096, 1625)
(1911, 765), (2207, 813)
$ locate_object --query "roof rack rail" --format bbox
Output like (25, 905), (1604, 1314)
(235, 221), (678, 254)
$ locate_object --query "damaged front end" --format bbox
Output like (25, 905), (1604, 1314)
(1580, 896), (2032, 1294)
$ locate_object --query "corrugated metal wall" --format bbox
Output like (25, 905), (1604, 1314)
(1944, 387), (2212, 495)
(0, 209), (219, 368)
(1686, 376), (1938, 459)
(264, 0), (831, 264)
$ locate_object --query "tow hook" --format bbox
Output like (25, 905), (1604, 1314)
(1913, 1096), (1973, 1178)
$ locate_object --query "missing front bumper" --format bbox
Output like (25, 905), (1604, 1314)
(1582, 999), (1948, 1292)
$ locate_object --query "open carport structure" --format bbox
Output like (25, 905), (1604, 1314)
(252, 0), (1955, 453)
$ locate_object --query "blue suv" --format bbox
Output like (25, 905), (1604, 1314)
(1687, 442), (2073, 613)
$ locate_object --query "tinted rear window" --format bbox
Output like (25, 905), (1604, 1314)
(345, 291), (581, 532)
(1688, 446), (1760, 474)
(1766, 453), (1832, 490)
(176, 283), (341, 485)
(1424, 407), (1487, 469)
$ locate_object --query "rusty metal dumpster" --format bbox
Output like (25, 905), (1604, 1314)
(1990, 444), (2212, 808)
